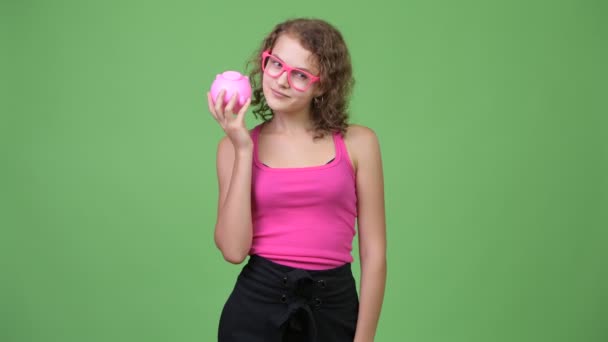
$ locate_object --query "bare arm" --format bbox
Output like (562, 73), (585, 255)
(214, 137), (253, 263)
(207, 90), (253, 264)
(349, 126), (387, 342)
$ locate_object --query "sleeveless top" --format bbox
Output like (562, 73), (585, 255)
(249, 124), (358, 270)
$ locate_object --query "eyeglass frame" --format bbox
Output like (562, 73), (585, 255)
(261, 50), (321, 92)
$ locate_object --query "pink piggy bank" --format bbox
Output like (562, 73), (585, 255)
(210, 71), (252, 113)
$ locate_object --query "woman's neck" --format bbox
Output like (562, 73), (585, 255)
(264, 111), (314, 135)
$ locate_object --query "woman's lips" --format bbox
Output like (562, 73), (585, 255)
(271, 89), (289, 98)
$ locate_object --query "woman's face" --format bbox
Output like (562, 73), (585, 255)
(262, 34), (322, 115)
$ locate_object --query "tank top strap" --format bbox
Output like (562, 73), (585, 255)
(251, 123), (262, 144)
(332, 131), (347, 159)
(333, 131), (356, 176)
(250, 124), (265, 166)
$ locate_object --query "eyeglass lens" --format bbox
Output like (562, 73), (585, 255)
(263, 55), (312, 91)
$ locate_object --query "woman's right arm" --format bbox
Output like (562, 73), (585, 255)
(207, 90), (253, 264)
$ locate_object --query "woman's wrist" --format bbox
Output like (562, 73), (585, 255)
(234, 143), (253, 157)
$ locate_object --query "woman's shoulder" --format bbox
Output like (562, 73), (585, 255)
(342, 124), (381, 172)
(344, 124), (379, 146)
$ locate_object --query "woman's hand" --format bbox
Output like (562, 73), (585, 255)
(207, 89), (252, 151)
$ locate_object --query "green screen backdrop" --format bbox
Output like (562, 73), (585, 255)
(2, 0), (606, 341)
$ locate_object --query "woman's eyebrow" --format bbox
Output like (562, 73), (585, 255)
(273, 53), (314, 73)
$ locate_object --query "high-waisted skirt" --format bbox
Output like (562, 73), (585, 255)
(218, 255), (359, 342)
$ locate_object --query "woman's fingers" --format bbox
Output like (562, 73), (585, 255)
(214, 89), (227, 122)
(224, 91), (239, 116)
(236, 97), (251, 124)
(208, 90), (249, 135)
(207, 92), (220, 122)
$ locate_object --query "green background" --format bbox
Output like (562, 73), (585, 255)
(2, 0), (607, 341)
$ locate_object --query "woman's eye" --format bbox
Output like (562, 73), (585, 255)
(294, 72), (309, 80)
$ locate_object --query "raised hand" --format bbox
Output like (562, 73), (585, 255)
(207, 89), (252, 151)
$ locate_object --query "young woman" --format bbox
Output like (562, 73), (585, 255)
(207, 18), (386, 342)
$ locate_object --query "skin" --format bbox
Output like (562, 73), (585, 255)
(207, 33), (386, 342)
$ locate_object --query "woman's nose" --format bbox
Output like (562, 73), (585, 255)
(276, 71), (290, 88)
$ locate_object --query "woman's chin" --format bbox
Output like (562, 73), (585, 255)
(266, 99), (291, 113)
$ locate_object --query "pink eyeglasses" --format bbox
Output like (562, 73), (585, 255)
(261, 50), (321, 92)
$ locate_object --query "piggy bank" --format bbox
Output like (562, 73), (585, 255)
(210, 71), (252, 113)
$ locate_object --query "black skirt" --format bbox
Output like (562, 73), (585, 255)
(218, 255), (359, 342)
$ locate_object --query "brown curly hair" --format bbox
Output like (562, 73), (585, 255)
(245, 18), (354, 138)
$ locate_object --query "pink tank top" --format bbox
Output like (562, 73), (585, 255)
(250, 124), (358, 270)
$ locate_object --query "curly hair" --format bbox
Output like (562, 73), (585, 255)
(245, 18), (354, 138)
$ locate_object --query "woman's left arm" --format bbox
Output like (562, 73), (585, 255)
(349, 126), (387, 342)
